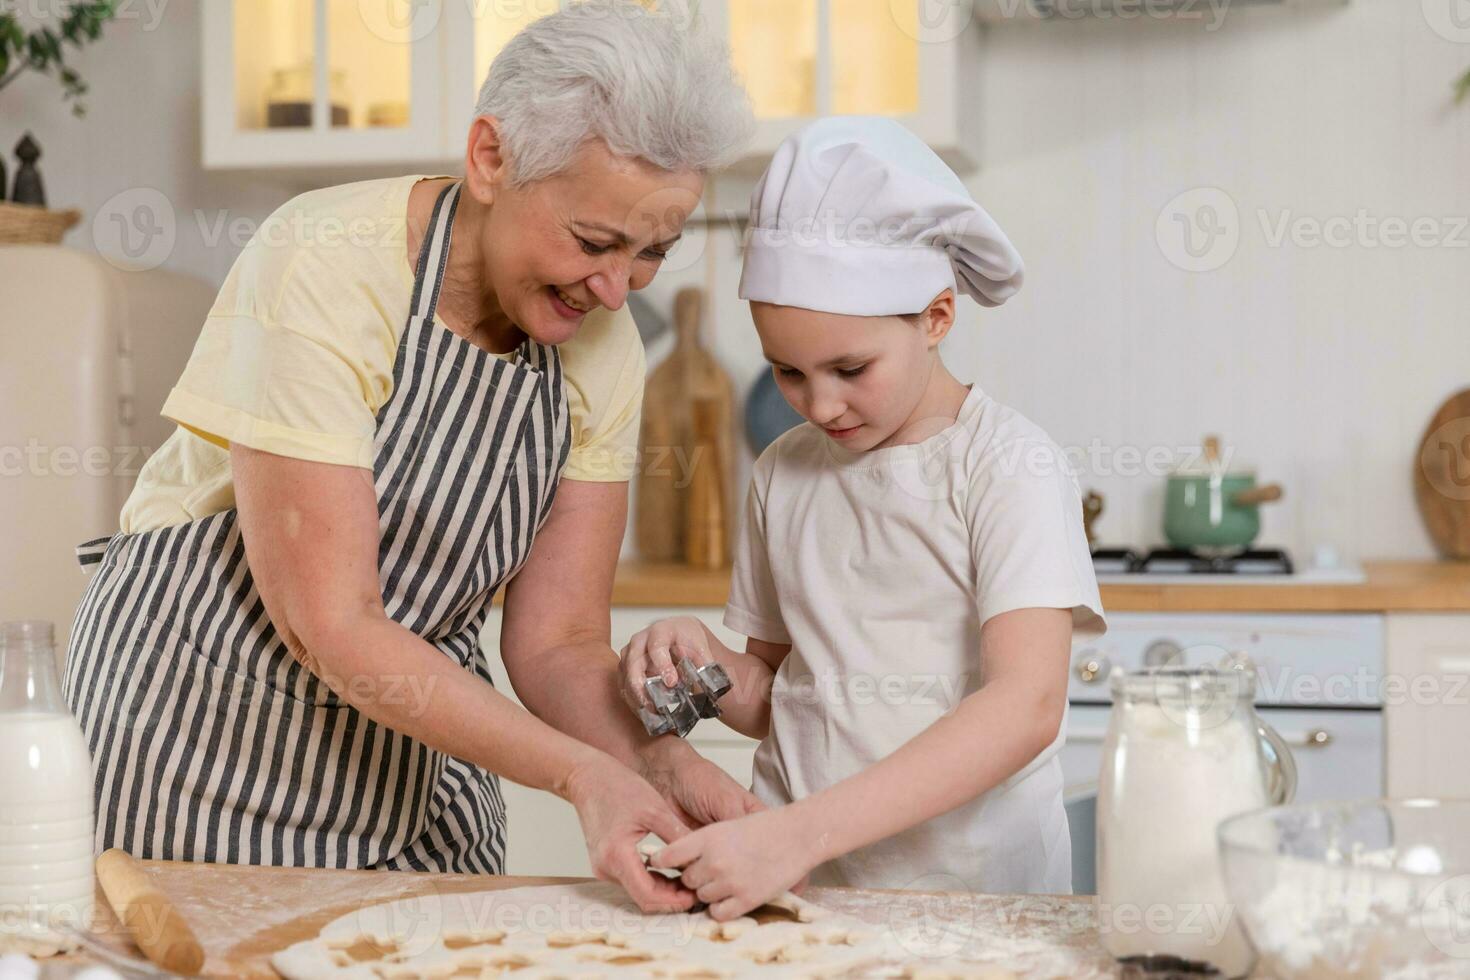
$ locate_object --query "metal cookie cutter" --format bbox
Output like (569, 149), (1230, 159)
(636, 660), (733, 738)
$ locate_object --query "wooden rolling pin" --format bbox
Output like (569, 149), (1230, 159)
(95, 848), (205, 975)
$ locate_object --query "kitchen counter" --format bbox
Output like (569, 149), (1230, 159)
(59, 860), (1122, 978)
(609, 559), (1470, 613)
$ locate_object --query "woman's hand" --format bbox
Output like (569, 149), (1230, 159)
(618, 616), (717, 712)
(636, 737), (765, 828)
(564, 755), (697, 913)
(651, 806), (822, 921)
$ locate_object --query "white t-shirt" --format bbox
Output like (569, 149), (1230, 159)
(724, 383), (1107, 894)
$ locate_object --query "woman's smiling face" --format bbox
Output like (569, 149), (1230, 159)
(479, 136), (704, 346)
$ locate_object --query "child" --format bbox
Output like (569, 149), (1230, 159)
(620, 117), (1106, 919)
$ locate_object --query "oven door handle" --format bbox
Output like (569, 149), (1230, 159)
(1277, 728), (1334, 748)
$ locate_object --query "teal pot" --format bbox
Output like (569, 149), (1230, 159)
(1163, 437), (1284, 552)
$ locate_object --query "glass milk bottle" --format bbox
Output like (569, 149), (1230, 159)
(0, 621), (96, 954)
(1097, 666), (1295, 978)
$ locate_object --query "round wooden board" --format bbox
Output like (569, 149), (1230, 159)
(1414, 388), (1470, 559)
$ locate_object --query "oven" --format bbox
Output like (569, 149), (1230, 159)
(1060, 613), (1386, 894)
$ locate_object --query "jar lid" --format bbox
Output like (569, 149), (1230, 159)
(1110, 665), (1256, 706)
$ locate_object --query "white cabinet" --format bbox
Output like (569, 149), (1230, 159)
(202, 1), (978, 173)
(1385, 614), (1470, 800)
(713, 0), (978, 172)
(479, 604), (758, 877)
(202, 0), (451, 170)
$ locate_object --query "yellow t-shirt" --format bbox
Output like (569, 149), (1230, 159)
(120, 175), (646, 534)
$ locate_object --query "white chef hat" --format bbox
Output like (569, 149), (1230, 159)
(739, 116), (1024, 317)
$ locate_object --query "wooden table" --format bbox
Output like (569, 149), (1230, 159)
(56, 861), (1121, 978)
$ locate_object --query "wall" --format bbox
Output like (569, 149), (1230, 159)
(3, 0), (1467, 563)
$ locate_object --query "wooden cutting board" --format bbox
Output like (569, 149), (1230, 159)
(56, 861), (1111, 978)
(1414, 388), (1470, 559)
(634, 288), (734, 564)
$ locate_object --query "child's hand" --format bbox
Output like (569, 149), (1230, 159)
(618, 616), (717, 712)
(652, 808), (819, 920)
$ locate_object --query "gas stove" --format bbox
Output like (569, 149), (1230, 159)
(1091, 547), (1365, 584)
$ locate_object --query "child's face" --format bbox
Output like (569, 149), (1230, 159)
(752, 301), (939, 453)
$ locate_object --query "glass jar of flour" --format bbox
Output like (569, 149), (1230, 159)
(0, 621), (96, 955)
(1097, 666), (1296, 978)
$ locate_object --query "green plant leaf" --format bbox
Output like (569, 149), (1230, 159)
(1457, 67), (1470, 105)
(0, 4), (117, 113)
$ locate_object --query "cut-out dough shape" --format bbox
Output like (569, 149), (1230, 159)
(272, 880), (1023, 979)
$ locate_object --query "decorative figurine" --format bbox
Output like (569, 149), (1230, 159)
(12, 133), (46, 207)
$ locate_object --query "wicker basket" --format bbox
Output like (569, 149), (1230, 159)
(0, 200), (82, 244)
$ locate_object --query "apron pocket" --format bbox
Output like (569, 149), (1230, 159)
(141, 616), (347, 711)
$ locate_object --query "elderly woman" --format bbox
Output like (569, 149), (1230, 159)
(64, 1), (753, 910)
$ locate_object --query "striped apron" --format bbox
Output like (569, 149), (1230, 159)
(62, 181), (571, 873)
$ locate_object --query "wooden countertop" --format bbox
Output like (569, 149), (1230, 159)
(60, 860), (1119, 978)
(610, 559), (1470, 613)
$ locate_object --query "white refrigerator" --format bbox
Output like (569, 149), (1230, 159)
(0, 244), (215, 648)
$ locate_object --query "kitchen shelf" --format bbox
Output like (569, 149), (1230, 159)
(609, 560), (1470, 612)
(202, 1), (979, 174)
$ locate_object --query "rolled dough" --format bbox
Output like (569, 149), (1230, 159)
(269, 880), (896, 979)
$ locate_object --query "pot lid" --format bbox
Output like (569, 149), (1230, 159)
(1172, 435), (1257, 477)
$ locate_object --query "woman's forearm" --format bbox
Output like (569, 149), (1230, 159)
(507, 638), (659, 768)
(302, 614), (610, 800)
(792, 681), (1063, 864)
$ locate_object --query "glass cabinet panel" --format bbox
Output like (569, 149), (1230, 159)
(328, 0), (413, 128)
(234, 0), (314, 129)
(831, 0), (919, 117)
(473, 1), (557, 99)
(729, 0), (818, 120)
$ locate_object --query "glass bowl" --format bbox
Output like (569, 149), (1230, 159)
(1218, 799), (1470, 979)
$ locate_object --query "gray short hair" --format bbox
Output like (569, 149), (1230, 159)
(475, 1), (754, 185)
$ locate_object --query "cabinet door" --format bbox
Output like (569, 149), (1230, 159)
(715, 0), (969, 171)
(438, 0), (555, 163)
(204, 0), (445, 170)
(1386, 614), (1470, 799)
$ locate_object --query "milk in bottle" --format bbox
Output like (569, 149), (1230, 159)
(0, 621), (95, 955)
